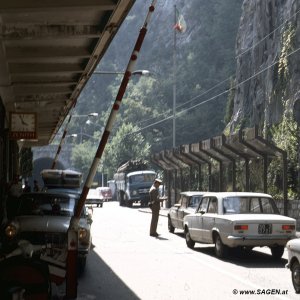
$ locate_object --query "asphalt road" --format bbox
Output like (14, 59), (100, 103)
(55, 202), (299, 300)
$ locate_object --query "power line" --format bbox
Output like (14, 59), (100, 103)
(127, 44), (300, 137)
(177, 45), (300, 116)
(135, 4), (300, 128)
(236, 7), (300, 59)
(116, 6), (300, 139)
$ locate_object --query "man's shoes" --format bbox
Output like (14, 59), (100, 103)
(150, 233), (159, 237)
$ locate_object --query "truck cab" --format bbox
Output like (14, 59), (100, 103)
(116, 170), (156, 207)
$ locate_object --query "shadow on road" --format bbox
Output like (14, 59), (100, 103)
(171, 231), (287, 269)
(76, 249), (140, 300)
(192, 245), (288, 268)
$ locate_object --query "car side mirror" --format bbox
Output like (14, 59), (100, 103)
(199, 209), (205, 215)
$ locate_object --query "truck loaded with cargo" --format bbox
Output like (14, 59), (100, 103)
(113, 160), (156, 207)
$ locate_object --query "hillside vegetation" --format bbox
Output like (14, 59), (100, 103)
(65, 0), (243, 178)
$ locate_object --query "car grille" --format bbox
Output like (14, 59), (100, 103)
(19, 232), (67, 248)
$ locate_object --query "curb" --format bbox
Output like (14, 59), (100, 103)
(138, 208), (168, 217)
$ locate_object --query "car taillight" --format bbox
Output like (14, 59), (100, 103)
(282, 224), (295, 231)
(234, 225), (248, 230)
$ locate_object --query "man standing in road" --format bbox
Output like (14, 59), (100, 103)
(149, 178), (166, 237)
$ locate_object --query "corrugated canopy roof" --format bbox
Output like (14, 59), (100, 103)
(0, 0), (135, 146)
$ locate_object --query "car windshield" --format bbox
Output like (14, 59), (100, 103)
(188, 196), (202, 208)
(223, 196), (279, 214)
(17, 194), (77, 217)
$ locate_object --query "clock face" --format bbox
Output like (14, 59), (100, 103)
(9, 112), (37, 139)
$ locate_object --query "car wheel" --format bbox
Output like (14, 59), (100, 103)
(214, 234), (228, 258)
(97, 204), (99, 207)
(270, 246), (284, 260)
(168, 216), (175, 233)
(185, 227), (195, 249)
(291, 260), (300, 294)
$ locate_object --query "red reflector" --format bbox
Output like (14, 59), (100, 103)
(234, 225), (248, 230)
(282, 224), (295, 230)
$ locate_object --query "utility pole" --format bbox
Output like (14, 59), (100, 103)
(173, 4), (177, 148)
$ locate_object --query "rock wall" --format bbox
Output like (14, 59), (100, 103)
(228, 0), (300, 133)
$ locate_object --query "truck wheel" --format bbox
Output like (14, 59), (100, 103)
(124, 194), (132, 207)
(291, 260), (300, 294)
(119, 191), (125, 206)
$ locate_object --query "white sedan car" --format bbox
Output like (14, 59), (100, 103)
(286, 238), (300, 293)
(168, 191), (205, 233)
(86, 188), (103, 207)
(184, 192), (296, 259)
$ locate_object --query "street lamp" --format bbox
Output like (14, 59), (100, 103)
(72, 112), (99, 118)
(93, 69), (151, 76)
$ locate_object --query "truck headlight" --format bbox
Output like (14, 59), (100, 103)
(5, 224), (18, 238)
(132, 190), (138, 196)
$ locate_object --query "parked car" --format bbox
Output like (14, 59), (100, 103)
(168, 191), (206, 233)
(183, 192), (296, 259)
(96, 187), (112, 202)
(286, 238), (300, 294)
(3, 192), (92, 272)
(86, 188), (103, 207)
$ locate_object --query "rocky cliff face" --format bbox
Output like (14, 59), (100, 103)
(228, 0), (300, 134)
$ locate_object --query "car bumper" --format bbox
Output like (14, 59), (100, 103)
(86, 199), (103, 205)
(129, 195), (149, 201)
(225, 235), (294, 247)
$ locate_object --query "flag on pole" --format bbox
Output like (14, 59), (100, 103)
(173, 8), (186, 33)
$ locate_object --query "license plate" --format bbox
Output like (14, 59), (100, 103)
(258, 224), (272, 234)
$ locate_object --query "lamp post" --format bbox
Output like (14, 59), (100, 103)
(70, 132), (98, 144)
(85, 120), (103, 133)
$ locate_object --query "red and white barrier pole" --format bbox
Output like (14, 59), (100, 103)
(65, 229), (78, 299)
(66, 1), (157, 298)
(74, 0), (157, 220)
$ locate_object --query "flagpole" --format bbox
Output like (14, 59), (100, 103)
(172, 4), (177, 148)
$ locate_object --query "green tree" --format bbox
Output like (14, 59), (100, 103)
(104, 123), (150, 178)
(68, 0), (242, 170)
(71, 140), (97, 179)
